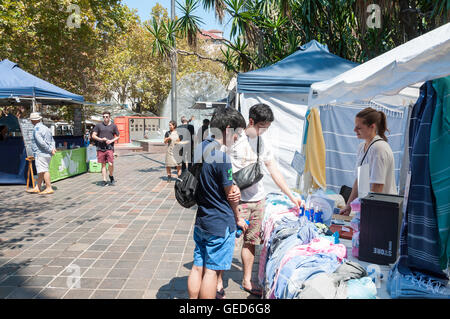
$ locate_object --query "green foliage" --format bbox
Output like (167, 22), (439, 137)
(172, 0), (449, 72)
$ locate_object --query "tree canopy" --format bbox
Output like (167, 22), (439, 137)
(161, 0), (449, 73)
(0, 0), (233, 118)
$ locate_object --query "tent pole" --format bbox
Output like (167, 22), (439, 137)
(236, 93), (240, 112)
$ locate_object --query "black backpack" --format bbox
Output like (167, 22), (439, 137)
(174, 140), (215, 208)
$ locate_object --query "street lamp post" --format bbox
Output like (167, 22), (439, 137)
(170, 0), (177, 122)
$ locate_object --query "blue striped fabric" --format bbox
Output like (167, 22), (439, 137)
(399, 81), (444, 276)
(430, 76), (450, 270)
(319, 103), (409, 194)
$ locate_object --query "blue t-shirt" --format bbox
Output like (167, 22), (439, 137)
(195, 139), (235, 237)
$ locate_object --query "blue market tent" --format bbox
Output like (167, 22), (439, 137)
(0, 59), (84, 105)
(0, 59), (85, 184)
(236, 40), (359, 193)
(237, 40), (358, 94)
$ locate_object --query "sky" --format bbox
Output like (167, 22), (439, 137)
(122, 0), (232, 39)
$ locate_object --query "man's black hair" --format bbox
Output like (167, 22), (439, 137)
(210, 106), (246, 132)
(203, 119), (210, 125)
(249, 103), (274, 124)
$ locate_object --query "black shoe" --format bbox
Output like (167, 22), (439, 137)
(102, 181), (108, 186)
(109, 180), (115, 186)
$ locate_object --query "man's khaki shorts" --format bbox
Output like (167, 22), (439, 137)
(238, 199), (265, 245)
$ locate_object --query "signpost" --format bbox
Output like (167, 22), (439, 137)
(18, 118), (34, 157)
(18, 118), (36, 189)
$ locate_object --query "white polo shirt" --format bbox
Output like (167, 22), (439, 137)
(355, 135), (397, 195)
(229, 132), (274, 202)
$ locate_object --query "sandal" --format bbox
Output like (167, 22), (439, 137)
(216, 288), (225, 299)
(26, 187), (40, 193)
(39, 189), (54, 195)
(240, 285), (263, 297)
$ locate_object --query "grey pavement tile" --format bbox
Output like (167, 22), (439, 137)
(94, 240), (114, 246)
(165, 246), (185, 253)
(143, 289), (158, 299)
(148, 278), (172, 291)
(47, 276), (73, 289)
(114, 239), (132, 246)
(100, 252), (123, 260)
(57, 251), (82, 258)
(0, 275), (32, 287)
(160, 253), (182, 262)
(35, 288), (68, 299)
(98, 278), (126, 290)
(167, 241), (186, 247)
(25, 257), (53, 266)
(120, 252), (141, 260)
(115, 260), (138, 269)
(141, 253), (162, 261)
(22, 276), (54, 287)
(47, 258), (75, 267)
(78, 278), (102, 290)
(123, 278), (150, 290)
(79, 251), (103, 259)
(14, 250), (42, 258)
(0, 286), (16, 298)
(6, 287), (40, 299)
(90, 289), (120, 299)
(129, 268), (154, 279)
(82, 268), (109, 279)
(106, 268), (134, 279)
(92, 259), (117, 268)
(127, 245), (147, 253)
(63, 289), (94, 299)
(0, 266), (22, 277)
(106, 245), (128, 253)
(135, 260), (159, 270)
(146, 245), (166, 252)
(117, 290), (145, 299)
(36, 266), (65, 276)
(72, 258), (96, 268)
(76, 238), (97, 244)
(87, 244), (110, 251)
(67, 243), (90, 251)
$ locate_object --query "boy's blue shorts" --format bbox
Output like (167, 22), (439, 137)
(193, 226), (236, 271)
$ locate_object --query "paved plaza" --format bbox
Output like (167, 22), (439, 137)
(0, 151), (259, 299)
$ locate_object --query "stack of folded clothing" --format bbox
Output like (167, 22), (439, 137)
(260, 192), (378, 299)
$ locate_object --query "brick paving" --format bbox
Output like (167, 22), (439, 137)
(0, 151), (259, 299)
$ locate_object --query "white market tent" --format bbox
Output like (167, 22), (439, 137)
(307, 22), (450, 194)
(309, 23), (450, 107)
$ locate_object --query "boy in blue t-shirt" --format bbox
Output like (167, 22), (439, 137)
(187, 107), (248, 299)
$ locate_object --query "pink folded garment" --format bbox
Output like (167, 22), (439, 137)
(350, 198), (361, 212)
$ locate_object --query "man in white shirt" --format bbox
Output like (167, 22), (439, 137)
(216, 103), (301, 298)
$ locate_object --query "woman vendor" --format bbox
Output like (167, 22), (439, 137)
(340, 107), (397, 215)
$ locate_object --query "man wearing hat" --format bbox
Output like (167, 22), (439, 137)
(27, 112), (56, 195)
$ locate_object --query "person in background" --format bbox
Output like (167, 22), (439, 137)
(0, 125), (8, 141)
(187, 106), (247, 299)
(196, 118), (210, 144)
(92, 111), (120, 186)
(164, 120), (181, 182)
(178, 115), (195, 171)
(27, 112), (56, 195)
(83, 128), (91, 147)
(340, 107), (396, 215)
